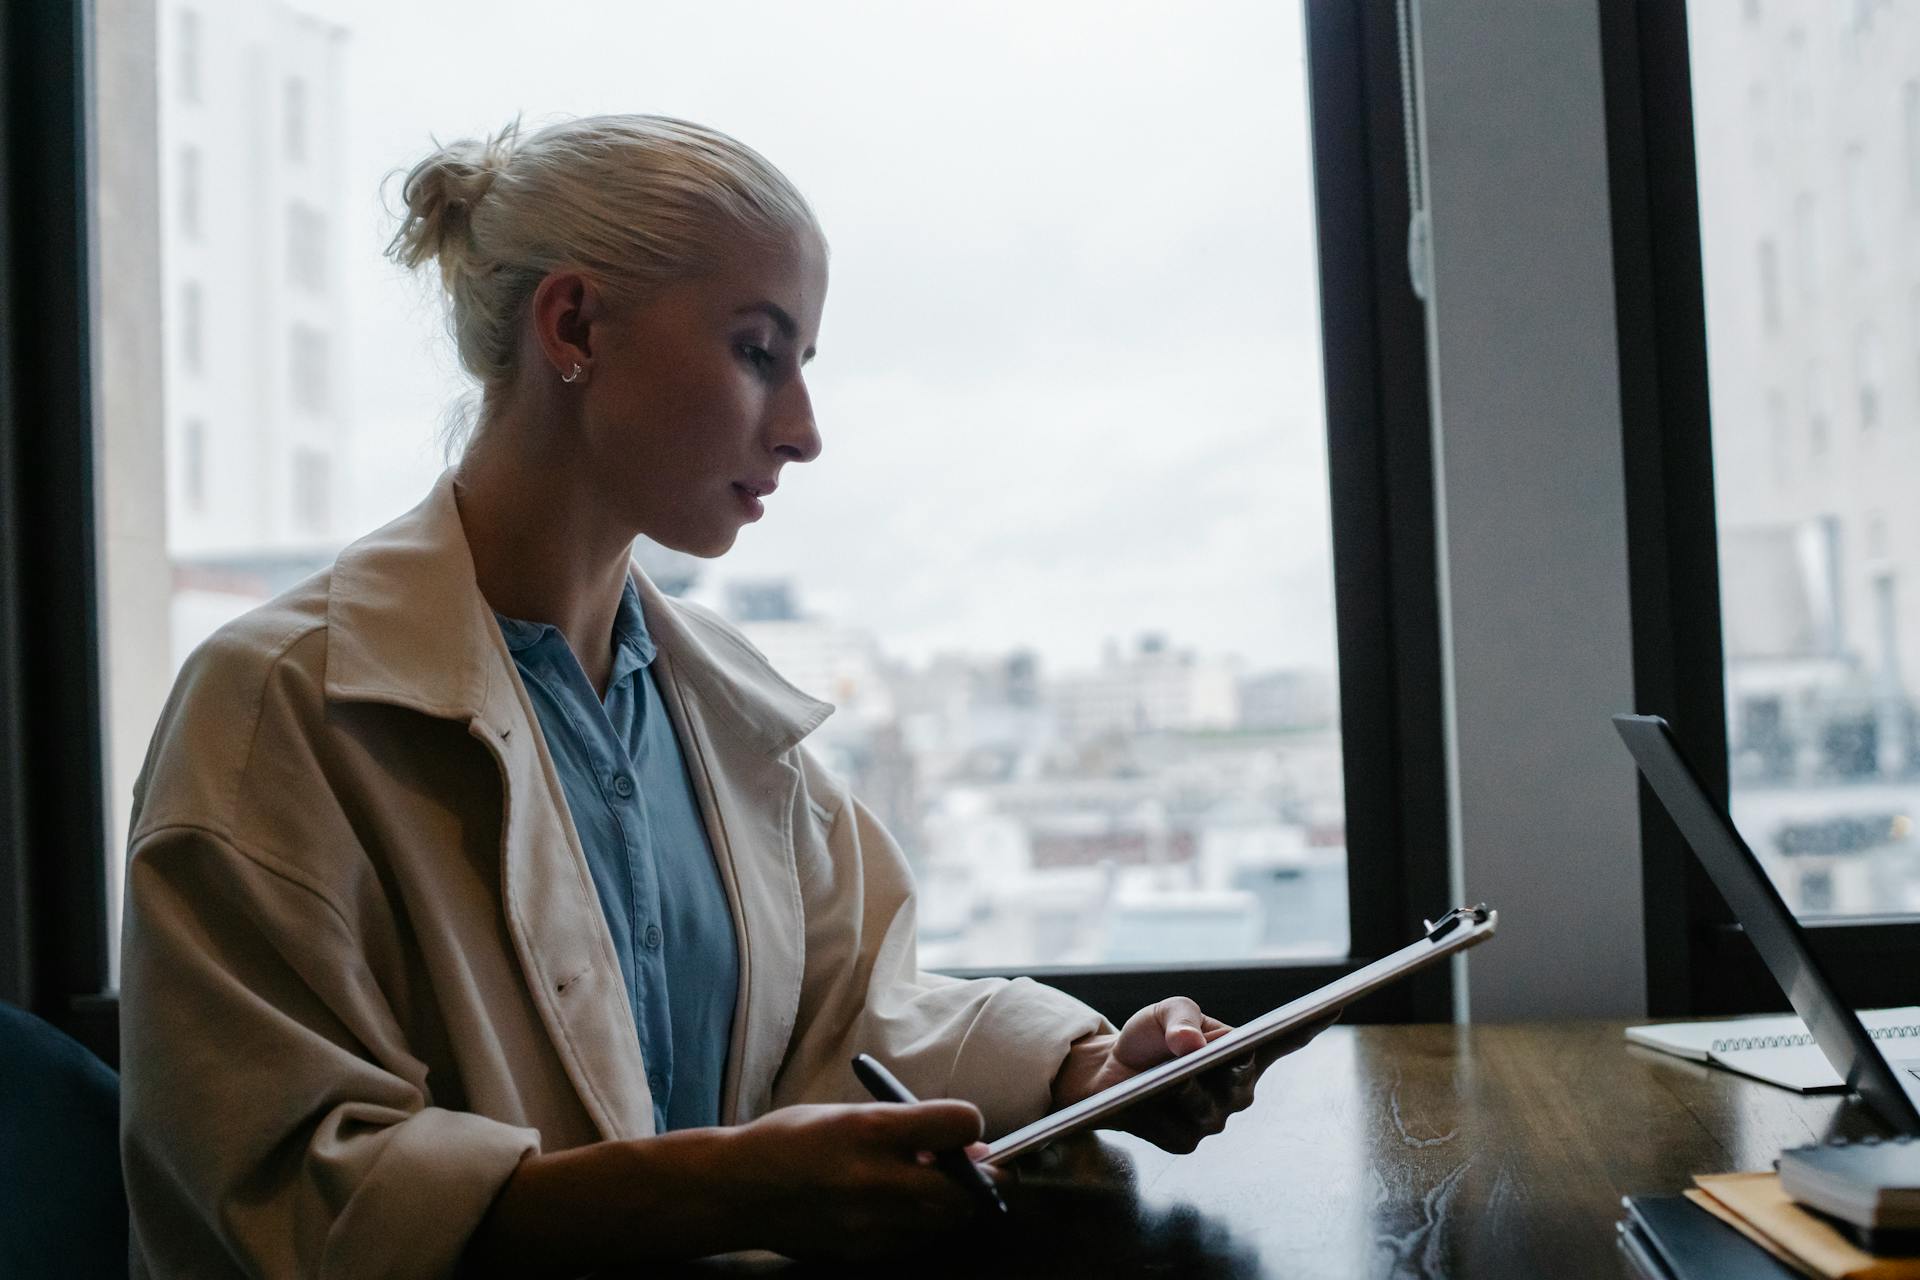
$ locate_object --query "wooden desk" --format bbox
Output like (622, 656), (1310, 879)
(668, 1020), (1895, 1278)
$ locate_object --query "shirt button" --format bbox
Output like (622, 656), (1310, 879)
(648, 1072), (665, 1095)
(645, 923), (663, 950)
(612, 773), (635, 798)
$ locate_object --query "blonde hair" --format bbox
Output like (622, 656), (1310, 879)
(386, 114), (823, 449)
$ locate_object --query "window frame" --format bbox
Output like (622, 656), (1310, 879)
(1, 0), (117, 1060)
(4, 0), (1451, 1056)
(1604, 0), (1920, 1017)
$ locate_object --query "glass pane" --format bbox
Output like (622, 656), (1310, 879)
(1692, 4), (1920, 917)
(97, 0), (1347, 970)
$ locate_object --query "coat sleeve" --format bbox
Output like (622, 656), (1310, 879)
(120, 825), (539, 1280)
(772, 751), (1116, 1140)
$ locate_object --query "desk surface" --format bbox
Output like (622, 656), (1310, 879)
(668, 1020), (1896, 1279)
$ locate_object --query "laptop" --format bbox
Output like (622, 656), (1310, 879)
(1613, 713), (1920, 1135)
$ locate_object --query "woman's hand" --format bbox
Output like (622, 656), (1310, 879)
(462, 1100), (999, 1276)
(713, 1101), (1000, 1259)
(1049, 996), (1337, 1154)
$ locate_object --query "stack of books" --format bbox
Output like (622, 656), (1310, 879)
(1619, 1171), (1920, 1279)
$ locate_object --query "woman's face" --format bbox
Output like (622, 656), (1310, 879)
(577, 232), (828, 557)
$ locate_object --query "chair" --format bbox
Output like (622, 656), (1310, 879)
(0, 1000), (127, 1278)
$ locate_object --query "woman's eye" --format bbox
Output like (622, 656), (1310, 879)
(737, 342), (775, 371)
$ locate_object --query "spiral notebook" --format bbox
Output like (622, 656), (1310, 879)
(1627, 1008), (1920, 1092)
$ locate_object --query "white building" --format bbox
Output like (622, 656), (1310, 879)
(1237, 667), (1337, 732)
(1050, 634), (1241, 740)
(159, 0), (351, 649)
(893, 651), (1057, 785)
(1691, 2), (1920, 774)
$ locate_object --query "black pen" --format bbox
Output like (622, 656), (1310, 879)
(850, 1053), (1009, 1217)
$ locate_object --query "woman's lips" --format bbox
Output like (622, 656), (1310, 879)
(731, 482), (766, 520)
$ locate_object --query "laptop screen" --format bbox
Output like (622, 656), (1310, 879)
(1614, 714), (1920, 1135)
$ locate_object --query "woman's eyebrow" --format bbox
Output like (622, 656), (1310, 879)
(733, 300), (797, 338)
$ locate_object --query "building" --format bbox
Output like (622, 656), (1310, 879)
(159, 0), (351, 662)
(1691, 2), (1920, 780)
(1050, 633), (1241, 740)
(1237, 667), (1338, 732)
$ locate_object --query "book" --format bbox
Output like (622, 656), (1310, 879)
(1693, 1172), (1920, 1280)
(1780, 1138), (1920, 1253)
(1683, 1188), (1819, 1274)
(1619, 1193), (1808, 1279)
(1624, 1008), (1920, 1093)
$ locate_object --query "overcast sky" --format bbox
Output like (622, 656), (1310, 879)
(299, 0), (1337, 673)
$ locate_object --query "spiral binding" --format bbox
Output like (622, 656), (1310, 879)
(1711, 1023), (1920, 1055)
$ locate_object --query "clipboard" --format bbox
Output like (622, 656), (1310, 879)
(984, 904), (1499, 1165)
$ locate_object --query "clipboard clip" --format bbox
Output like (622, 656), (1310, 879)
(1423, 903), (1490, 942)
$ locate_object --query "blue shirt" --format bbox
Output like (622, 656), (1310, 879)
(495, 578), (739, 1132)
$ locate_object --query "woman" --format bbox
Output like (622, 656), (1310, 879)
(119, 115), (1325, 1278)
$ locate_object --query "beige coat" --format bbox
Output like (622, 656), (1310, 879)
(119, 474), (1108, 1279)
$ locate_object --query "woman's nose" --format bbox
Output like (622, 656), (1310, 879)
(771, 379), (822, 464)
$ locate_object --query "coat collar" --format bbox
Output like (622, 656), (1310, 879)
(322, 470), (830, 1141)
(322, 470), (832, 753)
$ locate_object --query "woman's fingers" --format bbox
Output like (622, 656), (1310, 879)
(1123, 1102), (1206, 1155)
(1100, 1073), (1215, 1153)
(1113, 996), (1209, 1068)
(870, 1100), (985, 1155)
(1198, 1052), (1262, 1114)
(1110, 1004), (1341, 1154)
(1254, 1010), (1342, 1071)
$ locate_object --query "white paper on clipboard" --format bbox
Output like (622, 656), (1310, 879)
(984, 905), (1499, 1165)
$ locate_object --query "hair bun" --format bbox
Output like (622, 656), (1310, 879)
(386, 121), (519, 274)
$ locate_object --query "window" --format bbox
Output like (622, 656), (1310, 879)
(71, 0), (1443, 1026)
(134, 2), (1368, 974)
(288, 325), (330, 414)
(1748, 83), (1771, 167)
(284, 78), (308, 165)
(1792, 192), (1818, 304)
(1767, 389), (1790, 489)
(176, 9), (200, 105)
(1856, 326), (1884, 431)
(1691, 3), (1920, 925)
(178, 146), (201, 241)
(1906, 81), (1920, 210)
(1758, 239), (1781, 334)
(1807, 362), (1829, 457)
(179, 281), (202, 375)
(292, 448), (331, 534)
(1843, 144), (1869, 266)
(183, 419), (206, 512)
(1913, 287), (1920, 401)
(287, 203), (325, 292)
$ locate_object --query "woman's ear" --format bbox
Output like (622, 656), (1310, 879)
(530, 270), (600, 382)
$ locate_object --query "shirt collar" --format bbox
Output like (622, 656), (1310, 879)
(607, 575), (658, 684)
(495, 575), (657, 689)
(494, 610), (550, 654)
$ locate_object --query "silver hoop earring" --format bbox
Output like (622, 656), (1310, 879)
(561, 362), (584, 384)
